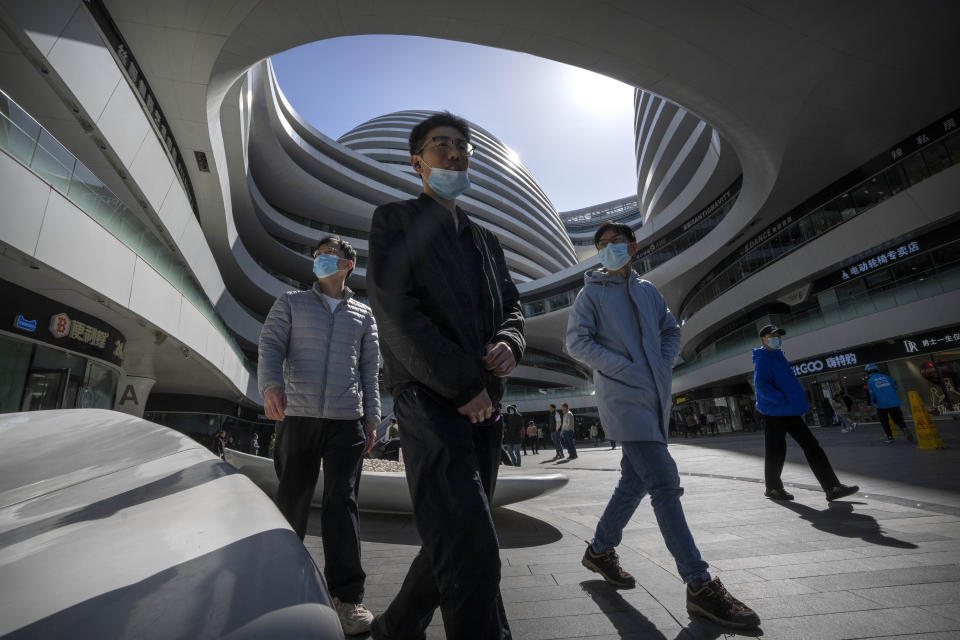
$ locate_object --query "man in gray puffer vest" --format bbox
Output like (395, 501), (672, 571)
(258, 235), (380, 636)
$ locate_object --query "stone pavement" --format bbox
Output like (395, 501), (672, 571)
(306, 423), (960, 639)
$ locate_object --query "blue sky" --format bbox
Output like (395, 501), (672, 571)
(271, 35), (636, 212)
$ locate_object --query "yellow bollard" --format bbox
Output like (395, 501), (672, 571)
(909, 390), (947, 450)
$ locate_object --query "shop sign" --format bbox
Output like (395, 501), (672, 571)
(49, 312), (71, 338)
(791, 352), (858, 376)
(50, 313), (110, 348)
(14, 314), (36, 332)
(903, 330), (960, 353)
(740, 215), (795, 257)
(841, 241), (920, 280)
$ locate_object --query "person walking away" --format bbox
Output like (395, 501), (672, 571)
(387, 417), (400, 440)
(367, 112), (524, 640)
(840, 394), (856, 430)
(831, 396), (853, 432)
(753, 324), (859, 502)
(503, 405), (524, 466)
(259, 235), (380, 635)
(865, 364), (914, 443)
(548, 403), (564, 460)
(566, 222), (759, 629)
(268, 431), (277, 459)
(213, 429), (226, 459)
(251, 432), (260, 456)
(526, 421), (539, 454)
(589, 423), (599, 447)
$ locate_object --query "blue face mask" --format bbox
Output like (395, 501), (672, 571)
(766, 336), (782, 349)
(598, 242), (632, 271)
(313, 254), (342, 279)
(423, 159), (470, 200)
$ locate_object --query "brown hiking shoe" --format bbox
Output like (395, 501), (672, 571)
(582, 544), (636, 588)
(687, 577), (760, 629)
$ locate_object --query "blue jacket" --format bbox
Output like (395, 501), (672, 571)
(867, 373), (901, 408)
(566, 269), (682, 443)
(752, 347), (809, 416)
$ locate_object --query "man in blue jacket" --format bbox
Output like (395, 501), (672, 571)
(753, 325), (858, 502)
(865, 363), (914, 443)
(567, 222), (759, 630)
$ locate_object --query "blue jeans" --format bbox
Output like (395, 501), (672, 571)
(590, 441), (710, 585)
(506, 443), (522, 466)
(561, 430), (577, 457)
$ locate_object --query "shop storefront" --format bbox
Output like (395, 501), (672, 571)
(788, 323), (960, 427)
(672, 383), (757, 436)
(0, 280), (125, 414)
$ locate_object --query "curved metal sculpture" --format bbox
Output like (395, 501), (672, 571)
(0, 410), (343, 639)
(225, 448), (569, 514)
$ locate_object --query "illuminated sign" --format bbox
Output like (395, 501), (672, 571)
(14, 314), (36, 332)
(791, 352), (858, 376)
(841, 241), (919, 280)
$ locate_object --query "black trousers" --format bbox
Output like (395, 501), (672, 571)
(763, 414), (840, 492)
(273, 415), (366, 602)
(379, 385), (511, 640)
(877, 406), (907, 438)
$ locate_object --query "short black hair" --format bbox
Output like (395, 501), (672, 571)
(593, 222), (637, 249)
(561, 403), (569, 409)
(389, 417), (397, 423)
(409, 111), (471, 155)
(316, 235), (357, 277)
(549, 404), (556, 409)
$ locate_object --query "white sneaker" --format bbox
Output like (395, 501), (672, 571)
(333, 598), (374, 635)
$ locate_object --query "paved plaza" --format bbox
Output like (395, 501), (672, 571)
(306, 423), (960, 639)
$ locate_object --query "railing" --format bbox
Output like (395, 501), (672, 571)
(680, 126), (960, 321)
(503, 385), (597, 402)
(674, 239), (960, 376)
(0, 90), (255, 375)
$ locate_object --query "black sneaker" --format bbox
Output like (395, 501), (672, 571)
(826, 484), (859, 501)
(904, 428), (914, 443)
(764, 488), (794, 501)
(582, 544), (636, 588)
(686, 577), (760, 629)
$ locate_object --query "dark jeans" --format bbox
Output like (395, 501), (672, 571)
(551, 430), (563, 456)
(378, 385), (511, 640)
(763, 414), (840, 492)
(561, 430), (577, 457)
(273, 415), (366, 602)
(877, 406), (907, 438)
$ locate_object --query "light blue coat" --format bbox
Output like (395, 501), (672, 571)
(566, 269), (682, 443)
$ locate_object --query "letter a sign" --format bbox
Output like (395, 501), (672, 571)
(119, 384), (139, 406)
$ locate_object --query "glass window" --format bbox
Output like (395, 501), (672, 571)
(900, 152), (929, 186)
(943, 131), (960, 166)
(0, 336), (33, 413)
(77, 361), (119, 409)
(921, 141), (953, 175)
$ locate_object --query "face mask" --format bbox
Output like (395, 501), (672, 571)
(598, 242), (631, 271)
(313, 254), (341, 279)
(766, 336), (782, 349)
(508, 409), (515, 414)
(422, 158), (470, 200)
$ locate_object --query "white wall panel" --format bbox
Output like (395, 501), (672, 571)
(45, 7), (123, 121)
(177, 298), (209, 356)
(127, 134), (175, 211)
(96, 83), (150, 168)
(127, 257), (182, 338)
(34, 190), (137, 305)
(1, 0), (79, 58)
(158, 179), (193, 244)
(0, 152), (51, 255)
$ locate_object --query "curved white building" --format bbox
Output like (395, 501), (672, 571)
(0, 0), (958, 442)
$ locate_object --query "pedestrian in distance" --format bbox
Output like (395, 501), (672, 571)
(258, 234), (380, 635)
(831, 396), (854, 432)
(251, 432), (260, 456)
(560, 403), (578, 459)
(566, 222), (760, 630)
(548, 403), (564, 460)
(589, 423), (599, 447)
(526, 420), (539, 454)
(367, 111), (524, 640)
(865, 364), (914, 443)
(753, 324), (859, 503)
(706, 411), (718, 436)
(503, 404), (524, 466)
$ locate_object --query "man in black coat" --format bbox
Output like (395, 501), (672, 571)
(367, 112), (524, 640)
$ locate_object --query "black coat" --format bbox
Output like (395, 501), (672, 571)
(368, 194), (525, 406)
(502, 412), (524, 444)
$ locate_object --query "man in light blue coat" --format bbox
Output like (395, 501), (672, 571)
(566, 222), (759, 630)
(865, 363), (914, 443)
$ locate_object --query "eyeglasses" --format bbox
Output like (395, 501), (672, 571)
(415, 136), (476, 157)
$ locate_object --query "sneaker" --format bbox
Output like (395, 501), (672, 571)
(764, 488), (794, 501)
(826, 484), (859, 501)
(885, 437), (895, 444)
(687, 577), (760, 629)
(582, 544), (636, 588)
(333, 598), (374, 635)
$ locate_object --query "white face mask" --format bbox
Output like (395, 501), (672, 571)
(422, 158), (470, 199)
(765, 336), (782, 349)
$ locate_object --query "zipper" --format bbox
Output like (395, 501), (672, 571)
(317, 297), (338, 416)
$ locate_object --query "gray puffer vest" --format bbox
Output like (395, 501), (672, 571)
(258, 285), (380, 422)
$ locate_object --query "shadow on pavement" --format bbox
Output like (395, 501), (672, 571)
(338, 507), (563, 548)
(580, 580), (763, 639)
(774, 500), (918, 548)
